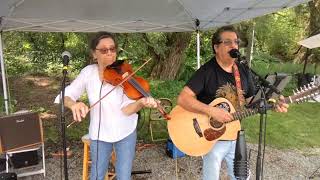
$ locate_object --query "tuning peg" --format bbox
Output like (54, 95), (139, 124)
(303, 85), (307, 90)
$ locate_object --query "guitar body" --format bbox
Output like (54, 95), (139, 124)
(168, 83), (320, 156)
(167, 98), (240, 156)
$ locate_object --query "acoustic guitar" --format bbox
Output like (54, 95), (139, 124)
(167, 83), (320, 156)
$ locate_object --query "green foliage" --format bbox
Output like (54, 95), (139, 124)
(254, 8), (306, 61)
(3, 32), (89, 77)
(181, 30), (215, 80)
(252, 52), (320, 77)
(149, 80), (185, 103)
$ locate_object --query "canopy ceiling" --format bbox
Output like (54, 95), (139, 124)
(0, 0), (311, 33)
(298, 33), (320, 49)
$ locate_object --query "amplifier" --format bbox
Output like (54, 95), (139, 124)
(0, 112), (43, 153)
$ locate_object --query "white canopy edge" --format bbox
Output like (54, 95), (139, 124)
(0, 0), (311, 33)
(298, 33), (320, 49)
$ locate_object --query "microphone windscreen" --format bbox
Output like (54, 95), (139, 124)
(229, 49), (241, 58)
(62, 51), (71, 59)
(61, 51), (71, 66)
(234, 130), (249, 179)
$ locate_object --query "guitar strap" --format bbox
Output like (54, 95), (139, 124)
(232, 62), (245, 109)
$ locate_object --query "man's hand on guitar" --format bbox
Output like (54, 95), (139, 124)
(275, 95), (289, 113)
(208, 106), (233, 123)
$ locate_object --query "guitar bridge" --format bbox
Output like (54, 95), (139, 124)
(193, 118), (203, 137)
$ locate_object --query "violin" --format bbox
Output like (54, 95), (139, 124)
(104, 60), (171, 120)
(67, 59), (170, 128)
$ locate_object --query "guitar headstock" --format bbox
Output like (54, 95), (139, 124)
(288, 82), (320, 104)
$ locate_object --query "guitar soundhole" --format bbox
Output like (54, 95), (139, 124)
(210, 117), (223, 128)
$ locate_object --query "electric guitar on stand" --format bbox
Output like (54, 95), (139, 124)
(167, 83), (320, 156)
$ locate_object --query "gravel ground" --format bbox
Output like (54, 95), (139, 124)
(13, 143), (320, 180)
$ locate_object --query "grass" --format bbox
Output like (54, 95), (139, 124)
(242, 102), (320, 149)
(251, 61), (319, 77)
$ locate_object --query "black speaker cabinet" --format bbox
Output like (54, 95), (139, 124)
(0, 172), (17, 180)
(10, 150), (39, 169)
(0, 112), (43, 153)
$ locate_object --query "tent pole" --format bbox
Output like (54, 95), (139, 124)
(197, 31), (200, 69)
(0, 32), (10, 115)
(248, 23), (255, 68)
(195, 19), (200, 69)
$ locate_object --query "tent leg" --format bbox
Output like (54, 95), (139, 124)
(0, 32), (10, 115)
(197, 31), (200, 69)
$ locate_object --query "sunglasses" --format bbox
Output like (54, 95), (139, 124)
(95, 47), (116, 54)
(219, 39), (241, 46)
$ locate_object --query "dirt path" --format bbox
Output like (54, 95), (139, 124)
(17, 143), (320, 180)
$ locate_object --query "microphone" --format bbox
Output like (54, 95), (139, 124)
(61, 51), (71, 67)
(229, 49), (241, 59)
(229, 49), (281, 95)
(229, 49), (248, 65)
(234, 130), (249, 180)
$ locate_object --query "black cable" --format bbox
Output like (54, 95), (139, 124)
(260, 88), (267, 180)
(309, 166), (320, 179)
(262, 112), (267, 180)
(67, 151), (82, 170)
(60, 151), (63, 180)
(95, 81), (104, 180)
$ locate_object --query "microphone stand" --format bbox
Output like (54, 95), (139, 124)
(241, 62), (271, 180)
(255, 85), (267, 180)
(59, 65), (69, 180)
(247, 67), (281, 96)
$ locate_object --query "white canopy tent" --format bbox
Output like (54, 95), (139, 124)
(0, 0), (311, 113)
(298, 33), (320, 49)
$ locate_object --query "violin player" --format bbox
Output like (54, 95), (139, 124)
(54, 32), (158, 180)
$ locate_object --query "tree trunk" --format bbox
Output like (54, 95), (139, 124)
(145, 32), (191, 80)
(306, 0), (320, 67)
(302, 49), (311, 74)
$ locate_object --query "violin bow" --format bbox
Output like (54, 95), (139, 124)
(67, 58), (152, 128)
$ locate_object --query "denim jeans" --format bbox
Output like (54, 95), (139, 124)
(202, 140), (236, 180)
(90, 130), (137, 180)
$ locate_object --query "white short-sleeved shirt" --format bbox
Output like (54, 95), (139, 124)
(54, 64), (138, 142)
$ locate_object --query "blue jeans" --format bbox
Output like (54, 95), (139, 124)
(90, 130), (137, 180)
(203, 140), (236, 180)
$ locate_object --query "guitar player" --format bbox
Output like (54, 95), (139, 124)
(176, 25), (289, 180)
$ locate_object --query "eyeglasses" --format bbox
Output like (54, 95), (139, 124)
(95, 47), (116, 54)
(219, 39), (241, 46)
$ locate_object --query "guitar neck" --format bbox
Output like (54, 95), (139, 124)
(230, 83), (320, 121)
(231, 108), (259, 121)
